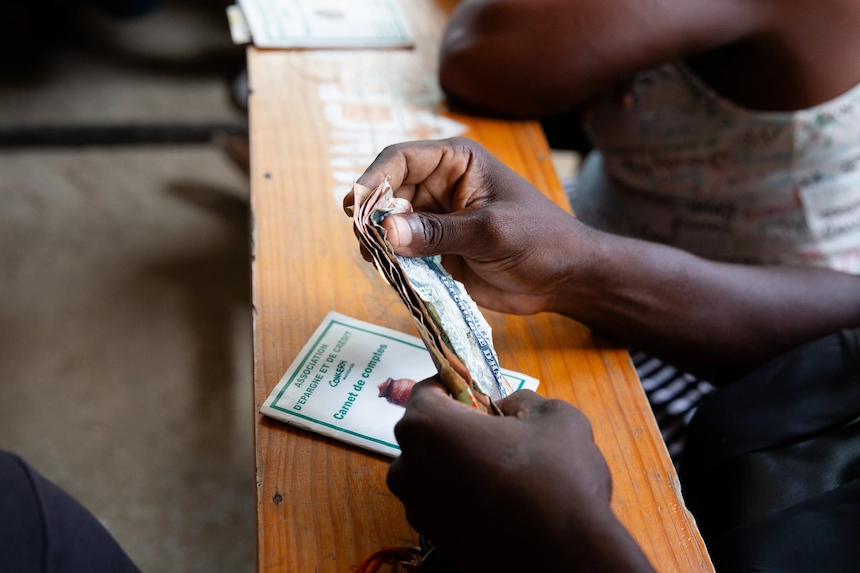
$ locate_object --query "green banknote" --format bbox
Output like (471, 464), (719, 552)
(350, 178), (512, 411)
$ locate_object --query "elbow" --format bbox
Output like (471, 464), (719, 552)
(437, 40), (471, 105)
(438, 2), (578, 117)
(438, 1), (556, 117)
(438, 2), (508, 114)
(438, 44), (497, 113)
(439, 38), (570, 118)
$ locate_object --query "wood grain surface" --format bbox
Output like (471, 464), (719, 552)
(248, 1), (714, 571)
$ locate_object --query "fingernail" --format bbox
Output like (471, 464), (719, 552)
(388, 214), (414, 247)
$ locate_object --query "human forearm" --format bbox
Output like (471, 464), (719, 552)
(440, 0), (575, 116)
(548, 512), (656, 573)
(556, 226), (860, 381)
(349, 138), (860, 381)
(440, 0), (766, 117)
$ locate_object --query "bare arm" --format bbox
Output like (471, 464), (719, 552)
(557, 229), (860, 381)
(439, 0), (767, 116)
(347, 139), (860, 382)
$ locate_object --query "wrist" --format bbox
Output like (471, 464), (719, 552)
(545, 219), (614, 320)
(549, 510), (656, 573)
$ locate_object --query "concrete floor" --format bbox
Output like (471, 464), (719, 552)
(0, 2), (254, 572)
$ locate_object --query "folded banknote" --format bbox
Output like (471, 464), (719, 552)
(349, 178), (512, 412)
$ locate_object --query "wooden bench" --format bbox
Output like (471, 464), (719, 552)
(248, 1), (714, 570)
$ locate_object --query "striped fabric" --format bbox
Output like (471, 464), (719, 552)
(631, 351), (714, 462)
(561, 171), (715, 462)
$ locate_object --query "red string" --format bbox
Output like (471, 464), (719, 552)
(352, 546), (422, 573)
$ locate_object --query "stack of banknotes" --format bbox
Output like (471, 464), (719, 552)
(348, 178), (512, 412)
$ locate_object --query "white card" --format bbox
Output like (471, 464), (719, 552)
(237, 0), (412, 49)
(260, 311), (540, 457)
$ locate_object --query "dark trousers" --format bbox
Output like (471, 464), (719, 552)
(0, 451), (141, 573)
(681, 328), (860, 573)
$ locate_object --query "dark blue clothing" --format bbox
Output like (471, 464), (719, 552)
(0, 451), (140, 573)
(681, 328), (860, 573)
(93, 0), (160, 18)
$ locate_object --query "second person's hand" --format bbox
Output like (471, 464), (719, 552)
(388, 379), (657, 573)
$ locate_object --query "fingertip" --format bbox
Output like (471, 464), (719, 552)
(409, 378), (487, 421)
(386, 457), (406, 497)
(342, 190), (355, 215)
(407, 377), (449, 404)
(497, 389), (541, 417)
(387, 458), (423, 511)
(381, 214), (415, 252)
(355, 174), (381, 189)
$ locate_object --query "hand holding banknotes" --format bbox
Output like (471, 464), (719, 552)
(345, 137), (591, 316)
(347, 138), (860, 380)
(387, 381), (656, 573)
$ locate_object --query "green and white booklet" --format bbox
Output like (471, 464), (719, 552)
(260, 311), (539, 457)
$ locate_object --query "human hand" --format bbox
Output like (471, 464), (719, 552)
(387, 379), (656, 572)
(343, 138), (594, 315)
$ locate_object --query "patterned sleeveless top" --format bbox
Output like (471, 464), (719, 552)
(574, 62), (860, 273)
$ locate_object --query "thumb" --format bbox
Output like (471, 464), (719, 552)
(382, 209), (486, 258)
(496, 389), (545, 417)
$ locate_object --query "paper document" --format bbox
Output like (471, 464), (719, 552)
(260, 312), (540, 457)
(237, 0), (412, 49)
(226, 5), (252, 44)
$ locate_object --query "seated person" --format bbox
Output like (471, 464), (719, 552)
(349, 138), (860, 572)
(438, 0), (860, 457)
(2, 137), (857, 572)
(438, 0), (860, 272)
